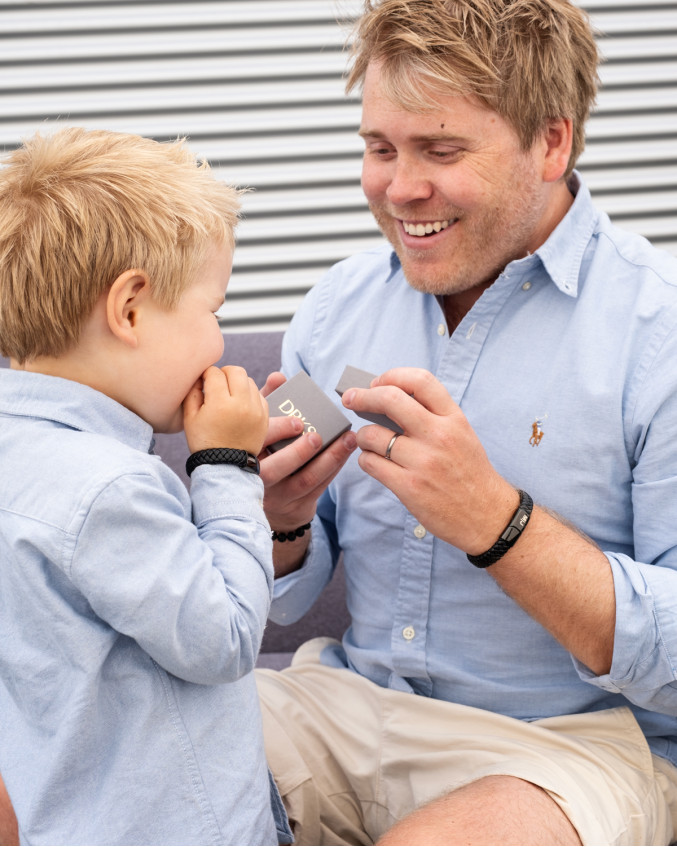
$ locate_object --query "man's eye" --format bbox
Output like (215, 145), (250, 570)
(429, 148), (459, 159)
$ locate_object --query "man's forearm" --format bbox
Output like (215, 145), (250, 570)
(273, 532), (310, 578)
(490, 505), (615, 676)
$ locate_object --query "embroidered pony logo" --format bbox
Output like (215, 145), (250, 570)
(529, 418), (545, 446)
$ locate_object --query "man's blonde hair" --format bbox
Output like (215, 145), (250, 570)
(0, 127), (242, 363)
(346, 0), (599, 174)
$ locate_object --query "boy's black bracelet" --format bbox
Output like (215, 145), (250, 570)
(185, 448), (260, 477)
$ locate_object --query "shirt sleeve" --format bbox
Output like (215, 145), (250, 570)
(267, 273), (342, 624)
(68, 465), (273, 685)
(268, 502), (339, 624)
(574, 318), (677, 716)
(574, 553), (677, 715)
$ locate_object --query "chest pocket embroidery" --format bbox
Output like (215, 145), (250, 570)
(529, 416), (546, 446)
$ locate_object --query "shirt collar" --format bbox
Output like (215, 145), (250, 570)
(382, 170), (598, 298)
(531, 171), (597, 298)
(385, 249), (402, 283)
(0, 369), (155, 453)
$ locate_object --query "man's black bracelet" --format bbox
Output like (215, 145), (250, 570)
(185, 448), (260, 477)
(466, 489), (533, 568)
(272, 523), (311, 543)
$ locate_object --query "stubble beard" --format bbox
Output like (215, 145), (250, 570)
(368, 171), (545, 297)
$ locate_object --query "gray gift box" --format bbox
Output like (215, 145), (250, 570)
(335, 365), (403, 433)
(267, 371), (352, 453)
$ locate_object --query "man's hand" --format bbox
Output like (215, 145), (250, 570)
(341, 367), (516, 553)
(258, 371), (357, 576)
(183, 365), (269, 456)
(259, 371), (357, 531)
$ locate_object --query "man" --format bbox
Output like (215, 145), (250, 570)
(257, 0), (677, 844)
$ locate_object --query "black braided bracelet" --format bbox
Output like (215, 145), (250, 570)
(466, 489), (533, 568)
(271, 522), (311, 543)
(185, 447), (260, 477)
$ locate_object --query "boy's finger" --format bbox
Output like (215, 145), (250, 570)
(200, 365), (226, 397)
(182, 377), (206, 416)
(220, 365), (250, 397)
(259, 393), (269, 417)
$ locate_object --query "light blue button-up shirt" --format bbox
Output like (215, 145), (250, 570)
(270, 174), (677, 767)
(0, 371), (290, 845)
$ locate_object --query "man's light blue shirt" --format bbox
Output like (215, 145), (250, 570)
(271, 174), (677, 767)
(0, 371), (291, 845)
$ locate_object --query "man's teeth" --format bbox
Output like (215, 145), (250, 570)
(402, 220), (451, 237)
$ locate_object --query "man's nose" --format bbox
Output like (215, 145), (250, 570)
(386, 158), (434, 206)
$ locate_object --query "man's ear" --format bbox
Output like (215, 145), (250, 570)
(541, 118), (573, 183)
(105, 269), (151, 348)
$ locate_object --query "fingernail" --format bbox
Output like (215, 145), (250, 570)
(307, 431), (322, 449)
(291, 418), (304, 432)
(342, 431), (357, 450)
(343, 389), (355, 406)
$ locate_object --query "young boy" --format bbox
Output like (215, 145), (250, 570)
(0, 127), (292, 845)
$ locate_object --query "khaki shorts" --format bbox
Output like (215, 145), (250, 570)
(256, 637), (677, 846)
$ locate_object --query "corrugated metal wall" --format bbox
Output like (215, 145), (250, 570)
(1, 0), (675, 332)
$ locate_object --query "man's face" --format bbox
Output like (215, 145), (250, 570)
(360, 63), (555, 296)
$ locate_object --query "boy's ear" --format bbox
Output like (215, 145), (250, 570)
(106, 269), (151, 348)
(541, 117), (573, 183)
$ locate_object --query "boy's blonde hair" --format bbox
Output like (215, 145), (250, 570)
(346, 0), (599, 175)
(0, 127), (242, 363)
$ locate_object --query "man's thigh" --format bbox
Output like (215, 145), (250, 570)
(255, 638), (676, 846)
(256, 640), (386, 845)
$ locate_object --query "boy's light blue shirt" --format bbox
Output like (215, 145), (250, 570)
(0, 371), (291, 845)
(271, 173), (677, 766)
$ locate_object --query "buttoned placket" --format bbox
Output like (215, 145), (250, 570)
(388, 270), (530, 696)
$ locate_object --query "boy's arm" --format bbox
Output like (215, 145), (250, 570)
(69, 364), (273, 685)
(70, 465), (273, 684)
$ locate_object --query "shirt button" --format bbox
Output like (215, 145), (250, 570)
(522, 281), (532, 291)
(403, 626), (415, 641)
(437, 323), (446, 336)
(413, 524), (427, 539)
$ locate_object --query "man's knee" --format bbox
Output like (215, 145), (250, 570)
(378, 774), (581, 846)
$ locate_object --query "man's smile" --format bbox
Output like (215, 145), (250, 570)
(401, 218), (455, 237)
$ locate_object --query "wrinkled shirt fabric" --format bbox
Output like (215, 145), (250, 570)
(271, 173), (677, 767)
(0, 370), (291, 846)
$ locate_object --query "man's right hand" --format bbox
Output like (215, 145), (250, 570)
(259, 371), (357, 575)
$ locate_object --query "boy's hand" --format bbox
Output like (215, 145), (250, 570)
(183, 365), (269, 456)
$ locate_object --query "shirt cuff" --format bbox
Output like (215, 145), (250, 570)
(189, 464), (267, 528)
(573, 552), (677, 714)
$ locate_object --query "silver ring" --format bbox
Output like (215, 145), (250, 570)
(384, 432), (400, 461)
